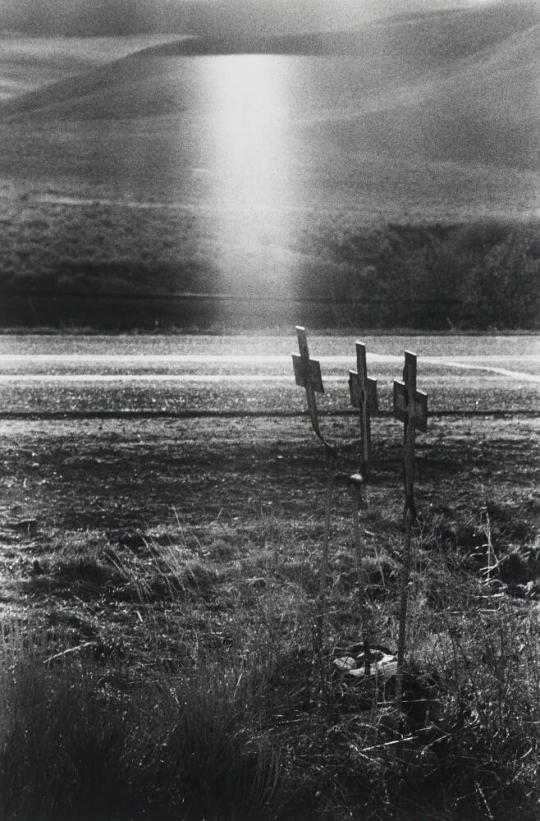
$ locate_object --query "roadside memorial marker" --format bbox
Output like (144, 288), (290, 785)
(347, 472), (372, 675)
(347, 342), (378, 674)
(349, 341), (378, 477)
(292, 326), (336, 665)
(292, 325), (326, 445)
(392, 351), (428, 709)
(393, 351), (428, 519)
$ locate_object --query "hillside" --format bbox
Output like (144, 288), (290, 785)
(0, 5), (537, 172)
(0, 34), (187, 102)
(306, 22), (540, 169)
(0, 3), (537, 327)
(2, 0), (532, 38)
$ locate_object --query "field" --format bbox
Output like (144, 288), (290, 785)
(0, 4), (538, 331)
(0, 3), (539, 815)
(0, 333), (538, 820)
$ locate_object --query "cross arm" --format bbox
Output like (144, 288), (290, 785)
(292, 326), (324, 393)
(349, 372), (378, 412)
(348, 341), (378, 412)
(393, 382), (428, 432)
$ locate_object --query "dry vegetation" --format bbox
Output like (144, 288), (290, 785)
(0, 7), (538, 814)
(0, 413), (538, 820)
(0, 197), (538, 331)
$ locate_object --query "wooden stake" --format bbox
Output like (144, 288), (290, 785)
(393, 351), (428, 519)
(392, 351), (428, 710)
(292, 326), (325, 441)
(315, 471), (336, 658)
(349, 475), (371, 676)
(349, 341), (378, 477)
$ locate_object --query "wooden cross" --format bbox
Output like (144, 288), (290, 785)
(393, 351), (428, 711)
(292, 326), (325, 442)
(349, 341), (378, 476)
(393, 351), (428, 519)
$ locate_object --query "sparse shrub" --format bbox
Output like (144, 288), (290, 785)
(0, 204), (538, 329)
(300, 219), (540, 330)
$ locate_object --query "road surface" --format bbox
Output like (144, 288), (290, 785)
(0, 334), (538, 415)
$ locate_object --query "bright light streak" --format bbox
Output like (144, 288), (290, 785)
(200, 55), (298, 293)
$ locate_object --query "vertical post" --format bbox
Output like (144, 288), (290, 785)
(350, 476), (371, 676)
(403, 351), (417, 520)
(292, 325), (336, 691)
(392, 351), (428, 711)
(349, 341), (378, 478)
(292, 326), (330, 451)
(297, 326), (319, 438)
(395, 508), (413, 707)
(359, 344), (370, 474)
(315, 471), (335, 658)
(348, 343), (378, 676)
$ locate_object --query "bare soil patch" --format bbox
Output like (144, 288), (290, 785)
(0, 414), (537, 661)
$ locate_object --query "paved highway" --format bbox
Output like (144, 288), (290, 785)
(0, 335), (537, 414)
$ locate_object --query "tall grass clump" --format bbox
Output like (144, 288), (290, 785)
(141, 664), (282, 821)
(0, 623), (132, 821)
(0, 622), (287, 821)
(393, 549), (540, 821)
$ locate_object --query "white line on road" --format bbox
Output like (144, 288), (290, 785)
(431, 359), (540, 385)
(0, 356), (538, 384)
(0, 354), (539, 363)
(0, 372), (537, 385)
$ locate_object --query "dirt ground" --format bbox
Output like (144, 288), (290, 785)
(0, 413), (537, 673)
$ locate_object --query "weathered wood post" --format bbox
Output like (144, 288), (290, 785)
(292, 326), (335, 658)
(349, 342), (378, 478)
(292, 326), (328, 448)
(393, 351), (428, 709)
(348, 341), (379, 675)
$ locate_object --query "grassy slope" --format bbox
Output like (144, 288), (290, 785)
(0, 6), (537, 186)
(0, 33), (185, 102)
(0, 7), (536, 197)
(322, 24), (539, 168)
(0, 5), (538, 326)
(0, 5), (537, 124)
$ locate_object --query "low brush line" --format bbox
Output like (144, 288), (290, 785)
(5, 291), (463, 305)
(0, 410), (536, 421)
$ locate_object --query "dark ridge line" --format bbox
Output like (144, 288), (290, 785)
(5, 292), (462, 306)
(0, 410), (536, 421)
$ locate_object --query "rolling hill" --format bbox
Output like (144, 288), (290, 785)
(0, 4), (537, 173)
(1, 4), (538, 120)
(0, 8), (540, 167)
(0, 33), (185, 102)
(0, 2), (537, 326)
(1, 0), (528, 38)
